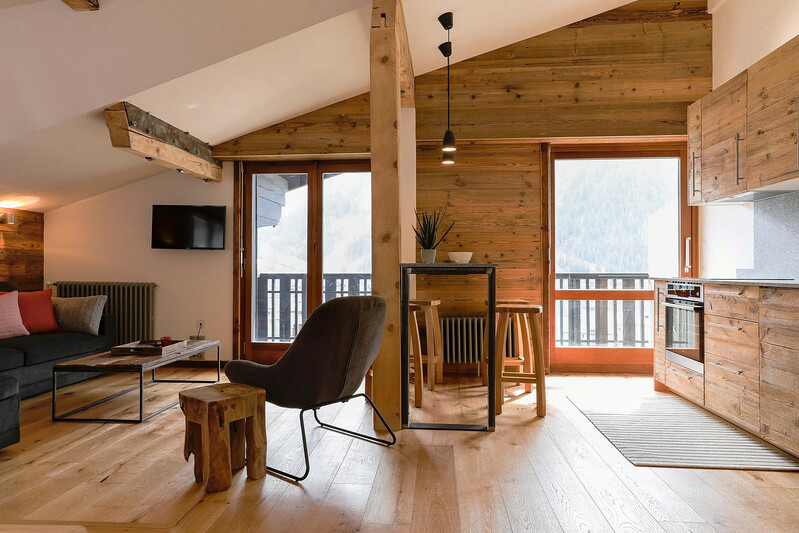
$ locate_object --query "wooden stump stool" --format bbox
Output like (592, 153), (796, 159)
(179, 383), (267, 492)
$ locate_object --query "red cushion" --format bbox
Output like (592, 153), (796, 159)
(16, 289), (59, 334)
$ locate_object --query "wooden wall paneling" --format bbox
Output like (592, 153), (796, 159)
(0, 209), (44, 291)
(213, 94), (371, 161)
(414, 3), (712, 141)
(214, 1), (712, 159)
(415, 141), (547, 365)
(370, 0), (413, 431)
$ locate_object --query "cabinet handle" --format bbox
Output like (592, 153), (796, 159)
(684, 237), (691, 271)
(668, 367), (694, 380)
(691, 152), (701, 195)
(735, 132), (741, 185)
(707, 321), (742, 331)
(706, 289), (744, 296)
(707, 360), (743, 375)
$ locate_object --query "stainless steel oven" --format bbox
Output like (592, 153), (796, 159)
(664, 281), (704, 374)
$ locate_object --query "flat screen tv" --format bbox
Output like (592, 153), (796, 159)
(151, 205), (226, 250)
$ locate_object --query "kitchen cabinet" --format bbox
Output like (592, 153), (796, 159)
(701, 71), (748, 202)
(664, 360), (704, 406)
(654, 281), (666, 384)
(704, 283), (759, 322)
(759, 288), (799, 457)
(747, 36), (799, 190)
(703, 314), (760, 434)
(687, 100), (703, 206)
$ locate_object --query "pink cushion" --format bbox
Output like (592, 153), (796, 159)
(0, 291), (30, 340)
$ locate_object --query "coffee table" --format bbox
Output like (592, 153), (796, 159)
(53, 339), (221, 423)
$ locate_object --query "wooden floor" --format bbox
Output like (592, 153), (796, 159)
(1, 369), (798, 533)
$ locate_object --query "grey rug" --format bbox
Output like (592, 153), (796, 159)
(569, 394), (799, 471)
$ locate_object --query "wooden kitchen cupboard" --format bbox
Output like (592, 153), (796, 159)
(687, 100), (703, 206)
(747, 35), (799, 190)
(703, 284), (760, 434)
(701, 71), (748, 202)
(759, 288), (799, 457)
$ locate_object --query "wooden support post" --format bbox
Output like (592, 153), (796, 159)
(370, 0), (414, 431)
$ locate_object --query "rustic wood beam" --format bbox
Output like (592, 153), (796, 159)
(369, 0), (414, 431)
(60, 0), (99, 11)
(104, 102), (222, 182)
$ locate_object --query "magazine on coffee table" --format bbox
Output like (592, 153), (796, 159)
(110, 339), (189, 356)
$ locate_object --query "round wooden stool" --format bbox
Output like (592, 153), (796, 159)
(410, 299), (444, 386)
(179, 383), (267, 492)
(480, 299), (530, 385)
(493, 304), (546, 417)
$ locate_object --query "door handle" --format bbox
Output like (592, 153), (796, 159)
(656, 287), (664, 330)
(684, 237), (691, 272)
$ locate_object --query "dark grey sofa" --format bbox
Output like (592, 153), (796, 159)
(0, 376), (19, 449)
(0, 315), (115, 401)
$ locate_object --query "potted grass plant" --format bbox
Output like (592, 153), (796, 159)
(413, 208), (454, 264)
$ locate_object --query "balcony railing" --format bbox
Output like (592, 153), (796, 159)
(254, 271), (652, 349)
(255, 273), (371, 342)
(555, 272), (652, 348)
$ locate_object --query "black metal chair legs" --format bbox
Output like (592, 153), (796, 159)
(266, 393), (397, 482)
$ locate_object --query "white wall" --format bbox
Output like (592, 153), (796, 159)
(700, 0), (799, 278)
(44, 164), (235, 359)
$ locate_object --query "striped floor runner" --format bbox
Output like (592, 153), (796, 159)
(569, 394), (799, 470)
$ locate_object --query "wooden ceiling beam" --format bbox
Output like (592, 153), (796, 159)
(60, 0), (99, 11)
(104, 102), (222, 182)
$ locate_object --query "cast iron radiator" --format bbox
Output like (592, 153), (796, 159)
(52, 281), (157, 344)
(439, 315), (516, 365)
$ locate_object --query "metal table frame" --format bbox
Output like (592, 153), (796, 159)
(53, 343), (221, 424)
(400, 263), (497, 431)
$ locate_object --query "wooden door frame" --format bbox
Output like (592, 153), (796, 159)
(547, 142), (696, 373)
(234, 160), (370, 363)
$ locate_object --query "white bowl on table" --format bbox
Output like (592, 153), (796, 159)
(448, 252), (473, 264)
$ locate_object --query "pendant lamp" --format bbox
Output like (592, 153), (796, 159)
(439, 12), (456, 162)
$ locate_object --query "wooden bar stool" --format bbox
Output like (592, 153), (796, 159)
(480, 299), (530, 385)
(410, 299), (444, 386)
(493, 304), (546, 417)
(179, 383), (267, 492)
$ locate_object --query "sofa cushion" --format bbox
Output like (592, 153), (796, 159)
(18, 289), (59, 334)
(0, 346), (24, 372)
(0, 332), (108, 366)
(0, 375), (19, 401)
(0, 292), (30, 340)
(52, 295), (107, 335)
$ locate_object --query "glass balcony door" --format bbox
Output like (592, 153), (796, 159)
(243, 161), (370, 364)
(550, 145), (690, 372)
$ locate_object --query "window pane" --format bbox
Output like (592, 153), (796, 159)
(555, 300), (654, 348)
(253, 173), (308, 342)
(322, 171), (372, 301)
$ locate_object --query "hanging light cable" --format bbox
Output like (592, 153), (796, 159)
(439, 12), (456, 158)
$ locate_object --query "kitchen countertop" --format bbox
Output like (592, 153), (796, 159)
(651, 277), (799, 289)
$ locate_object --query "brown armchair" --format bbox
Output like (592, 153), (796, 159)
(224, 295), (395, 481)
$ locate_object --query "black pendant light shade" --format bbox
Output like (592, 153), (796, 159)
(440, 12), (455, 161)
(438, 12), (453, 30)
(442, 129), (456, 152)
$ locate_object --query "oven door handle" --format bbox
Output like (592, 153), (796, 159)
(663, 302), (703, 311)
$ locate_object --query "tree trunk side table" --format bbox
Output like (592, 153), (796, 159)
(179, 383), (266, 492)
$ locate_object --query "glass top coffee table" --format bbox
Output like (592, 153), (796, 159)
(53, 339), (221, 423)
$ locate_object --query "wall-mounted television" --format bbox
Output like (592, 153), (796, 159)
(151, 205), (226, 250)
